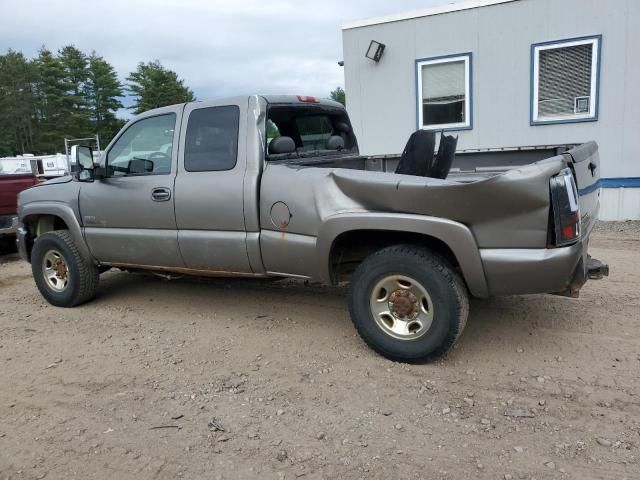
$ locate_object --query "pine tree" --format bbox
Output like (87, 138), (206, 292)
(58, 45), (91, 137)
(0, 50), (39, 155)
(330, 86), (346, 106)
(34, 47), (76, 153)
(127, 60), (195, 114)
(86, 52), (125, 144)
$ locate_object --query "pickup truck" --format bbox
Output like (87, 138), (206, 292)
(0, 171), (39, 246)
(16, 95), (609, 362)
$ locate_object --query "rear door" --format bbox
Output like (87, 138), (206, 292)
(174, 98), (252, 273)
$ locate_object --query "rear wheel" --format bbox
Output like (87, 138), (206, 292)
(31, 230), (99, 307)
(348, 245), (468, 363)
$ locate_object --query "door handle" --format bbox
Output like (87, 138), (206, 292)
(151, 187), (171, 202)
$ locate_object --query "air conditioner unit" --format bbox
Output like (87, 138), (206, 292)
(574, 96), (590, 114)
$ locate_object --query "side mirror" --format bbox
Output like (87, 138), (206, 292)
(71, 145), (95, 181)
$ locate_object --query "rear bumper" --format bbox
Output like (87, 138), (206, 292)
(0, 215), (18, 236)
(480, 236), (607, 297)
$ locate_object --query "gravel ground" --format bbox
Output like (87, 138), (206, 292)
(0, 223), (638, 480)
(592, 220), (640, 237)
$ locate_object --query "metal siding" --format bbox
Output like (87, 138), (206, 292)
(344, 0), (640, 177)
(343, 21), (416, 155)
(622, 0), (640, 184)
(342, 0), (639, 219)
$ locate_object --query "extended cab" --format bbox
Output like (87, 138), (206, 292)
(16, 95), (608, 362)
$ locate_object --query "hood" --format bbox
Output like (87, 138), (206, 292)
(18, 175), (81, 216)
(33, 175), (73, 187)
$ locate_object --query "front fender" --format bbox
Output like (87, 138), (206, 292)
(20, 201), (94, 262)
(316, 213), (489, 298)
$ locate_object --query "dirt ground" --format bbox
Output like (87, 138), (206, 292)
(0, 224), (638, 480)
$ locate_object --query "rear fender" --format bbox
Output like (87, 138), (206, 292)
(316, 213), (489, 298)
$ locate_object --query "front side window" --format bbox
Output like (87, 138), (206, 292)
(416, 54), (471, 130)
(532, 36), (601, 124)
(107, 114), (176, 176)
(184, 106), (239, 172)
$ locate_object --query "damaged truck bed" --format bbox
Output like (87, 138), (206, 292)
(262, 140), (602, 298)
(17, 95), (608, 362)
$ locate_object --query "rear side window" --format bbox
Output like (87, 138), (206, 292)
(184, 106), (240, 172)
(295, 115), (333, 151)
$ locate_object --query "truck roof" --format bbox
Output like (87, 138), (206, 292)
(260, 95), (345, 109)
(139, 95), (345, 118)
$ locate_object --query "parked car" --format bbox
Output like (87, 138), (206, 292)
(16, 95), (608, 362)
(0, 171), (39, 247)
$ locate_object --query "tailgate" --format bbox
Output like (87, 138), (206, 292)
(565, 141), (600, 234)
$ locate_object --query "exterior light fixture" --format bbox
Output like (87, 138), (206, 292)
(365, 40), (385, 62)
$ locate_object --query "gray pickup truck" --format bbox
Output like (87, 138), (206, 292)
(16, 95), (608, 362)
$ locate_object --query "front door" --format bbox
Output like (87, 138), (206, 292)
(174, 99), (252, 273)
(79, 105), (184, 268)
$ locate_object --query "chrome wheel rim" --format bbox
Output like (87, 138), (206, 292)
(42, 249), (69, 292)
(369, 274), (434, 341)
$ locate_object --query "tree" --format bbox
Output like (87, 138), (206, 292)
(127, 60), (195, 114)
(330, 86), (345, 106)
(86, 52), (125, 144)
(0, 50), (38, 156)
(58, 45), (91, 136)
(33, 47), (76, 153)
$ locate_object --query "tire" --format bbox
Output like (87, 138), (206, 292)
(31, 230), (99, 307)
(348, 244), (469, 363)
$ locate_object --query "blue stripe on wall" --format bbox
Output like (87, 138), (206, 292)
(600, 177), (640, 188)
(578, 177), (640, 196)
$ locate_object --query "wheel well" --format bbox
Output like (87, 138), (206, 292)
(22, 215), (69, 259)
(329, 230), (461, 283)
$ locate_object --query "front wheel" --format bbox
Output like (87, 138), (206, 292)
(31, 230), (99, 307)
(349, 245), (469, 363)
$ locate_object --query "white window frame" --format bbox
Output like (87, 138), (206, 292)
(532, 36), (600, 124)
(416, 53), (472, 131)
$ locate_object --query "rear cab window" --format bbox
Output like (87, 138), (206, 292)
(295, 116), (333, 151)
(266, 104), (356, 160)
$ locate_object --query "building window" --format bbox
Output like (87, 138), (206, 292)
(416, 53), (472, 130)
(531, 36), (601, 124)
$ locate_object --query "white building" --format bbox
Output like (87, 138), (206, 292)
(342, 0), (640, 220)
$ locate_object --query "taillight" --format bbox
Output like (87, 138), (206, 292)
(297, 95), (320, 103)
(550, 168), (580, 246)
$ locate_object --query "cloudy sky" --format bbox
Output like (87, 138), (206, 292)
(0, 0), (444, 108)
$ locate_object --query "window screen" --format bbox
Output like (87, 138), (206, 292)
(417, 55), (470, 129)
(533, 38), (599, 122)
(184, 106), (239, 172)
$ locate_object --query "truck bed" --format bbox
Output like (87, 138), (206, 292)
(262, 142), (599, 250)
(268, 144), (577, 182)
